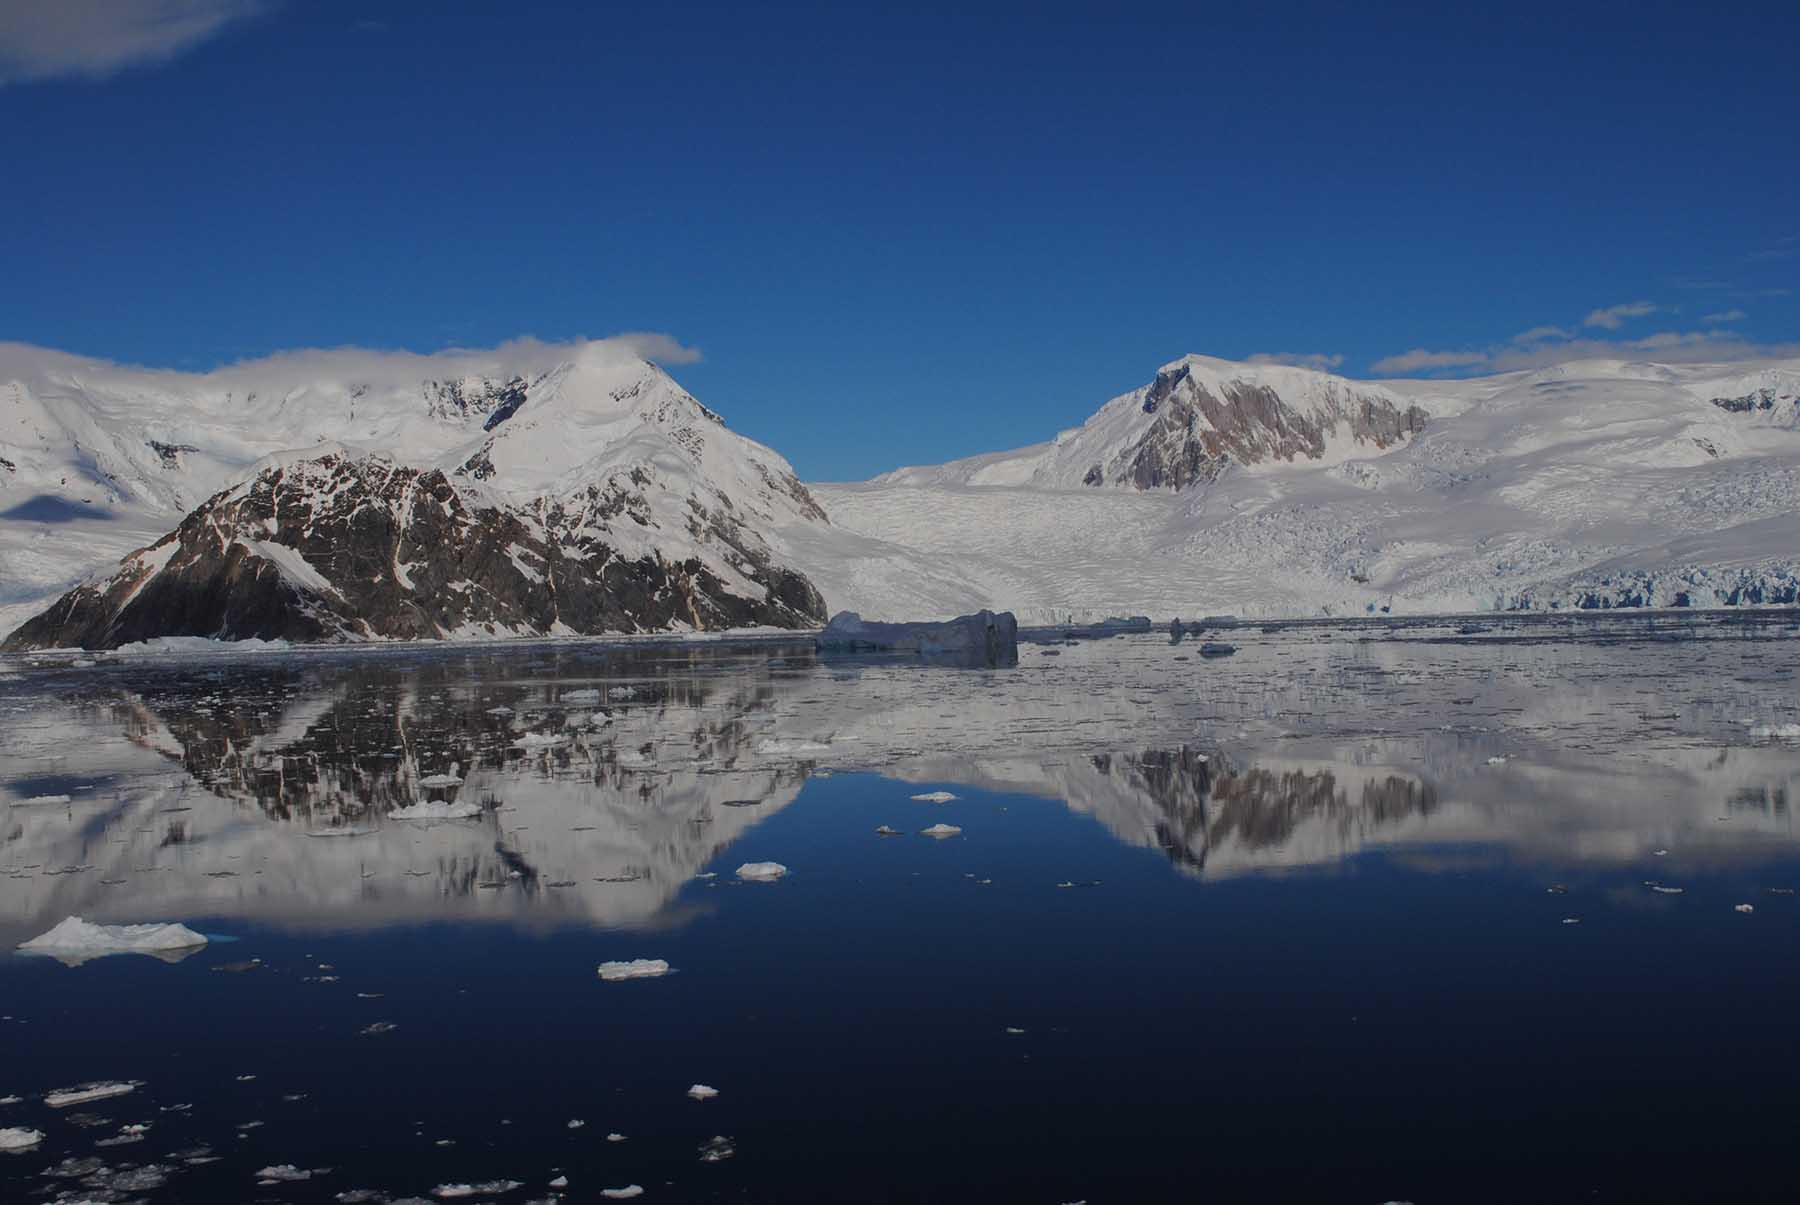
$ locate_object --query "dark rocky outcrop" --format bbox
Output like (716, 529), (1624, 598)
(1104, 362), (1428, 489)
(1710, 387), (1798, 415)
(3, 452), (827, 650)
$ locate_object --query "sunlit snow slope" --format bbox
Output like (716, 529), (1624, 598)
(787, 355), (1800, 622)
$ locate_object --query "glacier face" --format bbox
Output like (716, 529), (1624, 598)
(0, 340), (830, 645)
(790, 355), (1800, 623)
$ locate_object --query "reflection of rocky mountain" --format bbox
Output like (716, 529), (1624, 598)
(0, 648), (824, 940)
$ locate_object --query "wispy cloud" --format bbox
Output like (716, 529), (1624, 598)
(1370, 348), (1490, 375)
(1744, 235), (1798, 263)
(1245, 352), (1344, 371)
(0, 0), (269, 85)
(1701, 308), (1746, 324)
(1512, 325), (1571, 343)
(1582, 300), (1659, 330)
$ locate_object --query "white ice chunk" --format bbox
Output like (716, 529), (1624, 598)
(734, 862), (787, 881)
(417, 773), (464, 788)
(597, 959), (672, 982)
(602, 1188), (644, 1200)
(920, 823), (963, 838)
(433, 1182), (524, 1198)
(911, 791), (958, 803)
(46, 1080), (140, 1108)
(1735, 903), (1756, 913)
(19, 917), (206, 964)
(687, 1084), (719, 1100)
(0, 1127), (44, 1151)
(256, 1165), (313, 1182)
(562, 688), (602, 703)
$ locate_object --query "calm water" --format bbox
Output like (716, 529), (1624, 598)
(3, 613), (1800, 1203)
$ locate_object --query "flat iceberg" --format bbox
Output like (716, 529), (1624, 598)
(19, 916), (208, 966)
(816, 609), (1019, 666)
(602, 1187), (645, 1200)
(597, 959), (671, 981)
(432, 1182), (523, 1198)
(920, 823), (963, 838)
(911, 790), (957, 803)
(735, 862), (787, 881)
(416, 773), (463, 788)
(390, 800), (483, 821)
(46, 1080), (141, 1108)
(687, 1083), (719, 1100)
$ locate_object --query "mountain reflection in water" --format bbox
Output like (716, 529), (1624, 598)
(2, 612), (1799, 942)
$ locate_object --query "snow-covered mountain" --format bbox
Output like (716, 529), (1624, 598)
(0, 340), (830, 645)
(787, 354), (1800, 623)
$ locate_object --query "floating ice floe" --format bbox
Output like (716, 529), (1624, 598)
(597, 959), (671, 982)
(256, 1164), (316, 1182)
(417, 773), (463, 788)
(687, 1084), (719, 1100)
(1651, 885), (1684, 895)
(1748, 722), (1800, 738)
(920, 823), (962, 838)
(1485, 756), (1508, 766)
(735, 862), (787, 881)
(360, 1021), (398, 1036)
(816, 609), (1018, 664)
(911, 791), (957, 803)
(389, 800), (483, 821)
(562, 688), (602, 703)
(18, 916), (208, 965)
(0, 1127), (44, 1152)
(875, 825), (903, 836)
(13, 794), (72, 806)
(605, 1132), (626, 1142)
(602, 1187), (644, 1200)
(433, 1181), (523, 1198)
(1561, 917), (1582, 925)
(46, 1080), (140, 1108)
(698, 1134), (736, 1162)
(1735, 904), (1755, 914)
(608, 687), (637, 700)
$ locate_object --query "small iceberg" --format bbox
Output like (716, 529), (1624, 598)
(1735, 903), (1756, 914)
(255, 1165), (315, 1182)
(597, 959), (672, 981)
(875, 825), (903, 836)
(687, 1083), (719, 1100)
(911, 791), (957, 803)
(19, 917), (208, 966)
(433, 1182), (524, 1198)
(920, 823), (963, 838)
(46, 1080), (141, 1108)
(390, 800), (483, 821)
(816, 609), (1018, 666)
(1197, 642), (1237, 658)
(417, 773), (463, 788)
(0, 1127), (44, 1152)
(735, 862), (787, 881)
(602, 1187), (645, 1200)
(562, 688), (602, 703)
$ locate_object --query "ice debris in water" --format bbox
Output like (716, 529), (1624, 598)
(16, 794), (72, 805)
(566, 1119), (584, 1129)
(602, 1187), (645, 1200)
(921, 823), (962, 838)
(18, 916), (207, 961)
(360, 1021), (398, 1036)
(562, 688), (601, 703)
(1485, 756), (1507, 766)
(512, 732), (568, 749)
(1736, 903), (1756, 914)
(735, 862), (787, 881)
(875, 825), (903, 836)
(698, 1134), (736, 1162)
(46, 1080), (140, 1108)
(257, 1164), (316, 1182)
(911, 791), (957, 803)
(390, 799), (483, 821)
(1562, 917), (1582, 925)
(597, 959), (671, 981)
(687, 1084), (719, 1100)
(416, 773), (463, 788)
(605, 1132), (626, 1142)
(1651, 885), (1684, 895)
(550, 1174), (570, 1187)
(0, 1127), (44, 1151)
(1748, 722), (1800, 738)
(433, 1182), (524, 1198)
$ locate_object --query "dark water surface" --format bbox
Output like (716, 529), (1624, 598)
(3, 612), (1799, 1203)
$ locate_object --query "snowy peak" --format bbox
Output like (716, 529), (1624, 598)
(873, 354), (1429, 490)
(4, 448), (827, 650)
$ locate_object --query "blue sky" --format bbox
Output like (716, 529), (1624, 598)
(2, 1), (1796, 479)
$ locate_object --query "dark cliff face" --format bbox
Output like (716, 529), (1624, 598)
(1711, 387), (1798, 415)
(1101, 363), (1429, 490)
(3, 454), (828, 650)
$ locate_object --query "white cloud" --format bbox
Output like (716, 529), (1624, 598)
(608, 331), (703, 365)
(0, 0), (269, 85)
(1512, 325), (1571, 343)
(1701, 308), (1747, 324)
(1245, 352), (1345, 371)
(1369, 348), (1490, 375)
(1582, 300), (1659, 330)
